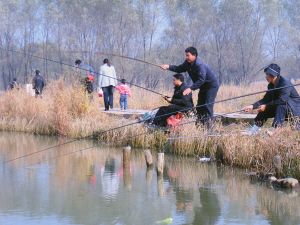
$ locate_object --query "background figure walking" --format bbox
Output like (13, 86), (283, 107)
(74, 59), (95, 95)
(99, 59), (117, 111)
(32, 70), (45, 98)
(115, 79), (131, 110)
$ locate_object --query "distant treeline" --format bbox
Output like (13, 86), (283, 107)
(0, 0), (300, 89)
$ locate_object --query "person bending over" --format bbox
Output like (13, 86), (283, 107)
(160, 47), (219, 126)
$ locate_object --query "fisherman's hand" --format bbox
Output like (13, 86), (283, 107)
(160, 64), (169, 70)
(183, 88), (192, 96)
(243, 105), (253, 112)
(258, 104), (266, 112)
(163, 96), (171, 103)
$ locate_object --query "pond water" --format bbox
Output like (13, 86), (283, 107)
(0, 132), (299, 225)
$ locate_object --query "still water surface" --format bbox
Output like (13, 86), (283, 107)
(0, 132), (299, 225)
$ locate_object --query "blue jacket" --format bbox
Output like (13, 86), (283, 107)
(253, 76), (300, 116)
(79, 63), (95, 77)
(169, 58), (219, 90)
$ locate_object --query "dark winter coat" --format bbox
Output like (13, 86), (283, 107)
(169, 58), (219, 91)
(171, 83), (194, 108)
(253, 76), (300, 116)
(33, 74), (45, 91)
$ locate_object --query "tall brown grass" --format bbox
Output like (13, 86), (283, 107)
(1, 79), (300, 179)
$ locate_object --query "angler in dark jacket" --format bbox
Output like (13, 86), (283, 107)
(160, 47), (219, 125)
(243, 63), (300, 129)
(32, 70), (45, 98)
(153, 73), (194, 127)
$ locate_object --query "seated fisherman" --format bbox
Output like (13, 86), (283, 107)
(243, 63), (300, 134)
(153, 73), (194, 127)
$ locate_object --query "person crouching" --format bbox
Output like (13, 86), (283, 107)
(153, 73), (194, 127)
(243, 63), (300, 134)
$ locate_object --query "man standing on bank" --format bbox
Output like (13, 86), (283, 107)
(160, 47), (219, 125)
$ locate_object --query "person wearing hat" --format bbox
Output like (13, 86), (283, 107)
(243, 63), (300, 134)
(32, 70), (45, 98)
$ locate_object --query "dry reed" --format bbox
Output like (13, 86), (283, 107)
(1, 79), (300, 178)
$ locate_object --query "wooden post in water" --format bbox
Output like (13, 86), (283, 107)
(273, 154), (282, 178)
(123, 146), (132, 191)
(144, 149), (153, 168)
(144, 150), (153, 186)
(157, 153), (164, 176)
(123, 146), (131, 169)
(157, 174), (164, 196)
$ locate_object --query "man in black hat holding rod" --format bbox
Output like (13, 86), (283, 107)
(160, 47), (219, 126)
(243, 63), (300, 134)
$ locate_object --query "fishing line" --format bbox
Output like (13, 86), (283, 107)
(24, 145), (96, 169)
(23, 109), (245, 168)
(0, 47), (166, 96)
(4, 82), (300, 164)
(69, 50), (162, 68)
(23, 130), (152, 168)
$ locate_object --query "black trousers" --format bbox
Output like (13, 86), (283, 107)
(196, 86), (219, 124)
(255, 104), (290, 128)
(153, 105), (184, 127)
(102, 85), (114, 110)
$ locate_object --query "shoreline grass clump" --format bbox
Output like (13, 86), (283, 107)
(1, 80), (300, 179)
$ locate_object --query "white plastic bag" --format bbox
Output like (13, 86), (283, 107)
(97, 88), (103, 97)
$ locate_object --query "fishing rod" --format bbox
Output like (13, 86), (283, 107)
(24, 109), (245, 168)
(0, 47), (166, 97)
(24, 131), (151, 168)
(4, 82), (300, 164)
(24, 145), (96, 169)
(69, 50), (162, 68)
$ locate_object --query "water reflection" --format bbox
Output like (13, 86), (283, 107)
(192, 188), (220, 225)
(0, 132), (300, 225)
(102, 158), (120, 199)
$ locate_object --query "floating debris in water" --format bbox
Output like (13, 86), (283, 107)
(156, 217), (173, 224)
(199, 157), (211, 162)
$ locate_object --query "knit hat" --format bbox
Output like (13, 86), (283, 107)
(264, 64), (280, 77)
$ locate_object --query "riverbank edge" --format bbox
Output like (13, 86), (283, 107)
(1, 120), (300, 182)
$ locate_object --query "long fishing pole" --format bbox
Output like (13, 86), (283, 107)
(24, 109), (244, 168)
(71, 50), (268, 80)
(0, 47), (166, 97)
(69, 50), (162, 68)
(4, 82), (300, 164)
(24, 131), (151, 168)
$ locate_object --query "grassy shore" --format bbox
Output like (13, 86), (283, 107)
(1, 79), (300, 179)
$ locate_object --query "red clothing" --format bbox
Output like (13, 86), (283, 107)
(115, 84), (132, 96)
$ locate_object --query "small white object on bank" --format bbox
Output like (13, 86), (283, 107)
(199, 157), (211, 162)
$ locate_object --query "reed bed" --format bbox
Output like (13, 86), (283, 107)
(0, 79), (300, 178)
